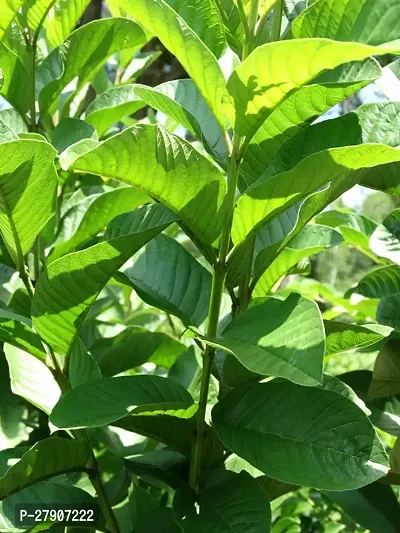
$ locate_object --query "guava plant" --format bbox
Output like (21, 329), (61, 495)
(0, 0), (400, 532)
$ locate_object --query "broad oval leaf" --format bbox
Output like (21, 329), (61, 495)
(212, 380), (389, 490)
(351, 265), (400, 298)
(32, 203), (178, 355)
(119, 234), (212, 327)
(0, 310), (46, 360)
(208, 293), (325, 386)
(67, 124), (227, 244)
(50, 375), (194, 429)
(0, 437), (91, 500)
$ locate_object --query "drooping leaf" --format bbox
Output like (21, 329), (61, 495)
(206, 293), (325, 386)
(44, 0), (91, 48)
(226, 38), (396, 140)
(123, 0), (227, 126)
(213, 380), (389, 490)
(4, 345), (61, 414)
(0, 437), (91, 500)
(253, 224), (343, 295)
(369, 339), (400, 399)
(370, 209), (400, 264)
(93, 326), (187, 376)
(0, 310), (46, 360)
(292, 0), (400, 45)
(119, 235), (212, 327)
(32, 203), (178, 355)
(0, 140), (57, 267)
(86, 80), (226, 160)
(233, 144), (400, 246)
(66, 124), (227, 244)
(324, 482), (400, 533)
(173, 471), (271, 533)
(241, 58), (381, 186)
(324, 321), (392, 357)
(38, 18), (147, 115)
(50, 375), (194, 429)
(49, 186), (149, 261)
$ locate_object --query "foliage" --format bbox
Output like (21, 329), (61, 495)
(0, 1), (400, 532)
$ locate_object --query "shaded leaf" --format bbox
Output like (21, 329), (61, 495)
(370, 209), (400, 264)
(119, 235), (212, 327)
(50, 375), (194, 429)
(0, 310), (46, 360)
(32, 203), (178, 355)
(369, 339), (400, 399)
(0, 437), (91, 500)
(69, 337), (102, 387)
(51, 118), (97, 154)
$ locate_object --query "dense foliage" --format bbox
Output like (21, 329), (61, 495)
(0, 0), (400, 531)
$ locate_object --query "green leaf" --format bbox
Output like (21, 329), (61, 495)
(38, 18), (147, 116)
(0, 140), (57, 266)
(86, 80), (226, 160)
(369, 339), (400, 399)
(94, 326), (187, 376)
(351, 265), (400, 298)
(44, 0), (90, 48)
(163, 0), (227, 58)
(32, 203), (178, 355)
(23, 0), (57, 32)
(324, 482), (400, 533)
(67, 124), (227, 244)
(0, 0), (23, 40)
(226, 38), (396, 140)
(0, 310), (46, 360)
(69, 337), (102, 387)
(212, 380), (389, 490)
(370, 209), (400, 264)
(123, 0), (226, 127)
(119, 235), (212, 327)
(51, 117), (97, 154)
(377, 295), (400, 332)
(125, 450), (188, 489)
(241, 58), (381, 186)
(4, 345), (61, 414)
(325, 321), (392, 357)
(216, 0), (245, 55)
(233, 144), (400, 246)
(173, 471), (271, 533)
(254, 224), (343, 295)
(50, 375), (194, 429)
(0, 43), (30, 115)
(49, 186), (149, 262)
(0, 108), (27, 135)
(292, 0), (400, 45)
(0, 437), (91, 500)
(208, 293), (325, 386)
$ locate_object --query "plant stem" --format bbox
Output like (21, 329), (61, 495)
(28, 39), (37, 132)
(189, 134), (243, 490)
(271, 0), (284, 41)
